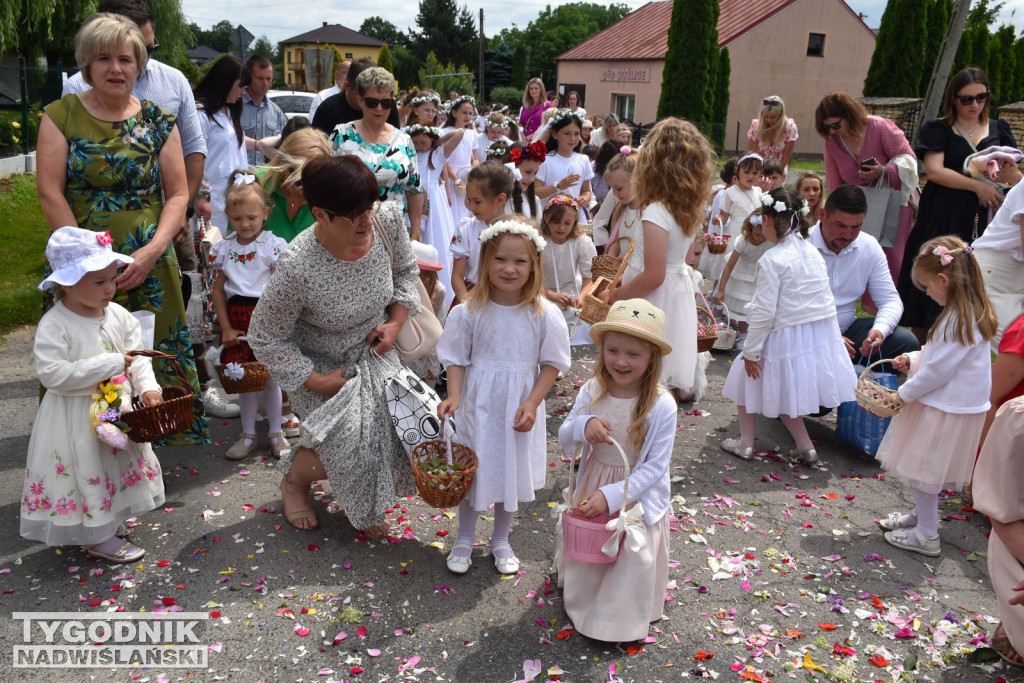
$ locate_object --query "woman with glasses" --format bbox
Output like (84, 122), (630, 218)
(747, 96), (798, 169)
(814, 91), (917, 293)
(895, 68), (1018, 343)
(329, 67), (424, 240)
(247, 155), (422, 539)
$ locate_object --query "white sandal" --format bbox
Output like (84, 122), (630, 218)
(446, 542), (473, 574)
(491, 542), (520, 574)
(878, 511), (917, 531)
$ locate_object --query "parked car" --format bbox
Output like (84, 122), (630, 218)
(267, 90), (315, 120)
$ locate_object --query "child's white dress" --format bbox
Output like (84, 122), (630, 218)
(21, 301), (165, 546)
(556, 382), (677, 642)
(622, 201), (697, 393)
(723, 234), (772, 323)
(542, 236), (597, 345)
(537, 151), (594, 202)
(443, 127), (478, 226)
(417, 148), (458, 307)
(704, 185), (761, 282)
(722, 233), (856, 417)
(876, 313), (991, 494)
(437, 300), (571, 510)
(449, 216), (488, 288)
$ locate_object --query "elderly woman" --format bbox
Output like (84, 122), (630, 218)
(247, 155), (421, 538)
(35, 12), (207, 445)
(329, 66), (423, 239)
(747, 96), (798, 169)
(815, 92), (917, 292)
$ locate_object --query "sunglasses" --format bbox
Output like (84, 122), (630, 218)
(364, 97), (395, 110)
(145, 41), (159, 56)
(762, 98), (781, 107)
(956, 91), (989, 106)
(287, 168), (302, 188)
(824, 120), (843, 131)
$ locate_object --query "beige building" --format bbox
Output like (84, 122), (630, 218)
(557, 0), (877, 156)
(280, 23), (384, 92)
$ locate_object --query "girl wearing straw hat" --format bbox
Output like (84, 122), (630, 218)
(555, 298), (677, 642)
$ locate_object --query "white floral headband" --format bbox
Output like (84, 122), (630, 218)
(486, 119), (507, 129)
(407, 124), (440, 137)
(450, 94), (476, 110)
(410, 94), (441, 107)
(547, 109), (582, 130)
(479, 219), (546, 252)
(760, 193), (810, 216)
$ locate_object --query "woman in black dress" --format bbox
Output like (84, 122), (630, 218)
(898, 67), (1018, 343)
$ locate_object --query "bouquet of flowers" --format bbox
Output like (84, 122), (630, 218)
(89, 374), (131, 451)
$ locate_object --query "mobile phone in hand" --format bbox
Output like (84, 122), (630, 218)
(860, 157), (877, 171)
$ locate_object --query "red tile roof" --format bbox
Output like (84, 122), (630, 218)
(559, 0), (870, 61)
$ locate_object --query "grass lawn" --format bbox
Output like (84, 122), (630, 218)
(0, 174), (46, 337)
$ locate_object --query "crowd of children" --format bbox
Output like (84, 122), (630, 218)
(22, 87), (1021, 653)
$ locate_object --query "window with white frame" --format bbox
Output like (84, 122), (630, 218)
(613, 94), (635, 122)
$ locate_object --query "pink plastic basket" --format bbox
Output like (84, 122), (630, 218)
(561, 437), (630, 564)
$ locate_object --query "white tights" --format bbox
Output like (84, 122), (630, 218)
(451, 499), (517, 560)
(238, 377), (283, 443)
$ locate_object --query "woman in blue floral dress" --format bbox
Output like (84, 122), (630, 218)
(329, 67), (423, 238)
(36, 13), (209, 445)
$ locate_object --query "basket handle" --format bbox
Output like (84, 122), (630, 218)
(209, 335), (247, 365)
(860, 358), (898, 380)
(715, 302), (731, 326)
(128, 349), (188, 387)
(695, 286), (718, 327)
(709, 216), (725, 237)
(610, 240), (634, 289)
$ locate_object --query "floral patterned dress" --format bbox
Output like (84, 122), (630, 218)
(329, 122), (422, 210)
(44, 94), (209, 445)
(21, 302), (165, 546)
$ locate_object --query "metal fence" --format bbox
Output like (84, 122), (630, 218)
(0, 57), (61, 159)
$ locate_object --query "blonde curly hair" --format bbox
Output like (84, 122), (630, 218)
(633, 118), (713, 237)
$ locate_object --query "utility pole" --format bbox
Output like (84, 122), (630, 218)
(479, 9), (485, 103)
(914, 0), (972, 144)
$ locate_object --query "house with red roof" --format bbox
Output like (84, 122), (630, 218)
(557, 0), (876, 156)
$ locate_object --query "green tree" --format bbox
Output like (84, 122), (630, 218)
(521, 3), (630, 86)
(378, 43), (394, 74)
(189, 20), (235, 53)
(920, 0), (952, 95)
(711, 47), (730, 150)
(251, 35), (275, 60)
(988, 24), (1015, 101)
(410, 0), (478, 69)
(953, 0), (1001, 73)
(863, 0), (927, 96)
(484, 42), (514, 98)
(658, 0), (719, 121)
(148, 0), (194, 69)
(418, 52), (473, 96)
(359, 16), (407, 47)
(391, 45), (420, 93)
(511, 44), (527, 89)
(1012, 34), (1024, 103)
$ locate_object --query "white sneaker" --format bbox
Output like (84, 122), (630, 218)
(203, 388), (240, 418)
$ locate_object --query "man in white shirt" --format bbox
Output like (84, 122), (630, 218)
(808, 184), (920, 370)
(308, 59), (350, 120)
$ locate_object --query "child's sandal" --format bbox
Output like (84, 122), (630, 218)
(85, 537), (146, 563)
(883, 526), (940, 557)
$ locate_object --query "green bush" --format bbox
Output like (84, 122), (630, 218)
(0, 110), (41, 156)
(488, 86), (522, 108)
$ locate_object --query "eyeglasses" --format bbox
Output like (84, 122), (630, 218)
(762, 98), (781, 107)
(824, 120), (843, 131)
(956, 91), (989, 106)
(321, 205), (375, 223)
(145, 41), (159, 56)
(286, 168), (302, 188)
(364, 97), (395, 110)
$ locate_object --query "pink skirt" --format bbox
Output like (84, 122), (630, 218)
(875, 401), (984, 494)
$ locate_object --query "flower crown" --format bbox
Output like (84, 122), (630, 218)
(760, 193), (810, 216)
(486, 118), (507, 129)
(932, 244), (973, 265)
(486, 145), (508, 158)
(545, 194), (578, 210)
(407, 124), (440, 137)
(509, 141), (549, 166)
(479, 219), (546, 252)
(547, 109), (582, 130)
(410, 94), (441, 107)
(450, 94), (476, 110)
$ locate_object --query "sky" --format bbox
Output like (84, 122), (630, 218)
(180, 0), (1024, 48)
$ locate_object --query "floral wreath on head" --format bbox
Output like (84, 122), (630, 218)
(410, 94), (441, 107)
(760, 192), (810, 216)
(406, 124), (440, 138)
(479, 219), (547, 252)
(486, 145), (508, 158)
(545, 194), (578, 210)
(547, 108), (583, 130)
(509, 141), (549, 166)
(450, 94), (476, 111)
(485, 118), (507, 129)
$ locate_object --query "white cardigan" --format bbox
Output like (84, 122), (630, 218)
(743, 234), (837, 362)
(898, 313), (992, 414)
(558, 379), (677, 526)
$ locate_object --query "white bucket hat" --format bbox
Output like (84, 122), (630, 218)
(38, 226), (134, 291)
(411, 241), (443, 272)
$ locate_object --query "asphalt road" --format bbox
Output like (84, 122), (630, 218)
(0, 325), (1017, 682)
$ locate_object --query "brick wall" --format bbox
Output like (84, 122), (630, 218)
(858, 97), (923, 146)
(997, 103), (1024, 146)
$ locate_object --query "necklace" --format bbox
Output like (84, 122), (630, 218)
(956, 119), (987, 139)
(622, 206), (639, 233)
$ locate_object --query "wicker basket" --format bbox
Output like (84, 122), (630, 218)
(856, 359), (904, 418)
(591, 237), (631, 281)
(211, 337), (269, 394)
(696, 307), (719, 352)
(711, 304), (738, 351)
(561, 438), (630, 564)
(706, 217), (729, 254)
(410, 422), (478, 508)
(579, 241), (632, 325)
(120, 350), (196, 443)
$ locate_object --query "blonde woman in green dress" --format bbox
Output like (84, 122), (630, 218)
(36, 13), (209, 445)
